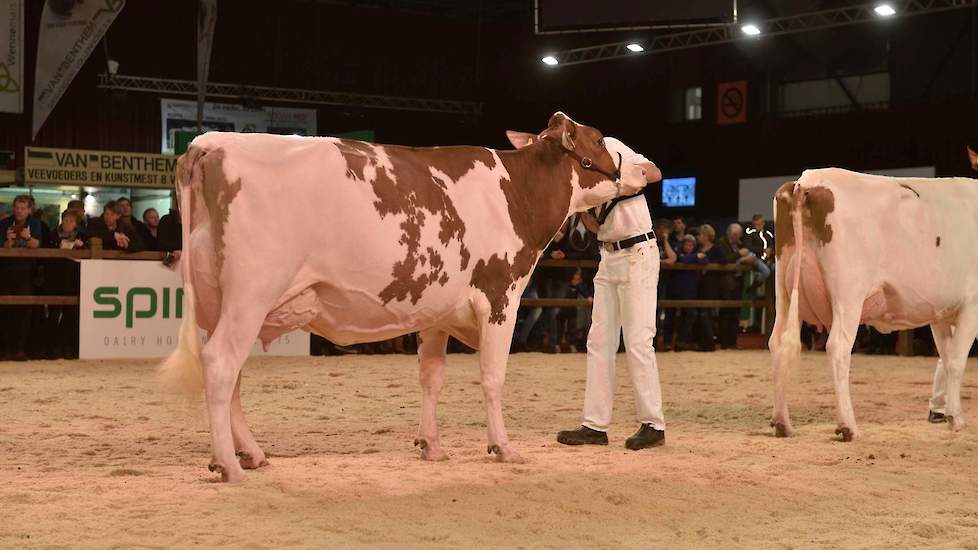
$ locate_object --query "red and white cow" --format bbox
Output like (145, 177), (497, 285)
(770, 158), (978, 441)
(160, 112), (648, 481)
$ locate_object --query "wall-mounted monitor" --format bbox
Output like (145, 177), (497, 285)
(662, 177), (696, 208)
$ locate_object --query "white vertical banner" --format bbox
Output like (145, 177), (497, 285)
(196, 0), (218, 133)
(33, 0), (126, 139)
(79, 260), (310, 360)
(0, 0), (23, 113)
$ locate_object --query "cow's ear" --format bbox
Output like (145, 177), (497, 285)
(506, 131), (536, 149)
(969, 146), (978, 171)
(543, 112), (577, 150)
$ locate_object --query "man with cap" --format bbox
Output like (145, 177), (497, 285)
(556, 136), (667, 450)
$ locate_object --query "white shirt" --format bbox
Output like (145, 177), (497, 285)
(596, 136), (654, 243)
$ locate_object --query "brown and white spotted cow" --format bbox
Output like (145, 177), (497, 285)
(769, 155), (978, 442)
(160, 112), (649, 482)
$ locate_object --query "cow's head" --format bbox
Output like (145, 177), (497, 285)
(507, 112), (648, 215)
(968, 146), (977, 172)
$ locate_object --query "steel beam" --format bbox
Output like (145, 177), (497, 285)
(548, 0), (978, 67)
(97, 74), (483, 116)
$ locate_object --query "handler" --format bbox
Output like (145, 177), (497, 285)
(557, 136), (666, 450)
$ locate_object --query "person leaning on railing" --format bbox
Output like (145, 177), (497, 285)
(86, 200), (145, 252)
(0, 195), (43, 361)
(694, 224), (725, 352)
(40, 209), (86, 359)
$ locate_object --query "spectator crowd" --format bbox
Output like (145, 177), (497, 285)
(2, 196), (941, 359)
(0, 195), (182, 360)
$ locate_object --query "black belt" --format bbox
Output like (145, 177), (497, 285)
(601, 230), (656, 252)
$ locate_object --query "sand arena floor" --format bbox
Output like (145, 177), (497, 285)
(3, 350), (978, 549)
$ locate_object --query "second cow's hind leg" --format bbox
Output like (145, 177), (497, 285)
(826, 306), (861, 442)
(231, 372), (268, 469)
(416, 329), (450, 461)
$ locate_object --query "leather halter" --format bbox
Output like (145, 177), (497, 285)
(539, 134), (622, 182)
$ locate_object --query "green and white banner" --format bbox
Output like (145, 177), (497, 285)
(33, 0), (126, 138)
(161, 98), (318, 154)
(0, 0), (23, 113)
(80, 260), (310, 359)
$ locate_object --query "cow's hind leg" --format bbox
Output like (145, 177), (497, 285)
(826, 306), (861, 442)
(231, 372), (268, 469)
(201, 310), (271, 482)
(942, 309), (978, 432)
(416, 329), (450, 461)
(769, 276), (796, 437)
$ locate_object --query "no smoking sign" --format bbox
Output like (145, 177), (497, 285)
(717, 81), (748, 125)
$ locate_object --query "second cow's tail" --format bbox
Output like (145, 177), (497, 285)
(778, 183), (805, 370)
(771, 182), (804, 433)
(158, 146), (206, 397)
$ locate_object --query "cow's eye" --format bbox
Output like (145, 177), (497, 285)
(597, 138), (604, 146)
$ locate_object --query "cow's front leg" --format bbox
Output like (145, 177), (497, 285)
(942, 310), (978, 432)
(476, 301), (524, 463)
(416, 329), (450, 461)
(826, 307), (861, 442)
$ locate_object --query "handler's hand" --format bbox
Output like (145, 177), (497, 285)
(617, 163), (647, 197)
(579, 211), (600, 234)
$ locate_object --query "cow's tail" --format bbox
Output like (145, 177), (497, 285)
(771, 182), (804, 436)
(158, 146), (205, 398)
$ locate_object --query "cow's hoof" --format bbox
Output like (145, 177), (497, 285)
(834, 426), (855, 442)
(487, 444), (526, 464)
(771, 420), (794, 438)
(948, 416), (967, 432)
(415, 438), (448, 461)
(208, 462), (246, 483)
(236, 450), (269, 470)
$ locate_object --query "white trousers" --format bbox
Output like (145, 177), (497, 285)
(582, 240), (665, 431)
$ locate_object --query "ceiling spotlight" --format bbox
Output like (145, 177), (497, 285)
(741, 24), (761, 36)
(874, 4), (896, 16)
(542, 55), (558, 66)
(626, 43), (644, 52)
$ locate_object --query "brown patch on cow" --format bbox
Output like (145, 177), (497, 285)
(337, 139), (483, 305)
(469, 248), (538, 325)
(804, 186), (835, 248)
(465, 141), (574, 324)
(968, 146), (978, 171)
(774, 181), (796, 259)
(336, 140), (375, 181)
(196, 148), (241, 271)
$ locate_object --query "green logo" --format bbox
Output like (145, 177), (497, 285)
(93, 286), (183, 328)
(0, 64), (19, 94)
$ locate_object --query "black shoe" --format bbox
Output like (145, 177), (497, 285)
(625, 424), (665, 450)
(557, 425), (608, 446)
(928, 410), (947, 423)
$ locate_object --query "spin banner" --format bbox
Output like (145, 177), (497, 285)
(33, 0), (126, 139)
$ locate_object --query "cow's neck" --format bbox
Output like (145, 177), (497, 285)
(496, 142), (578, 254)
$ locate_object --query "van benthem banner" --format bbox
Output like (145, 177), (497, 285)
(0, 0), (24, 113)
(33, 0), (126, 139)
(80, 260), (310, 359)
(25, 146), (177, 188)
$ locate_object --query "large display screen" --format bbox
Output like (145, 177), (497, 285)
(662, 177), (696, 208)
(536, 0), (735, 33)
